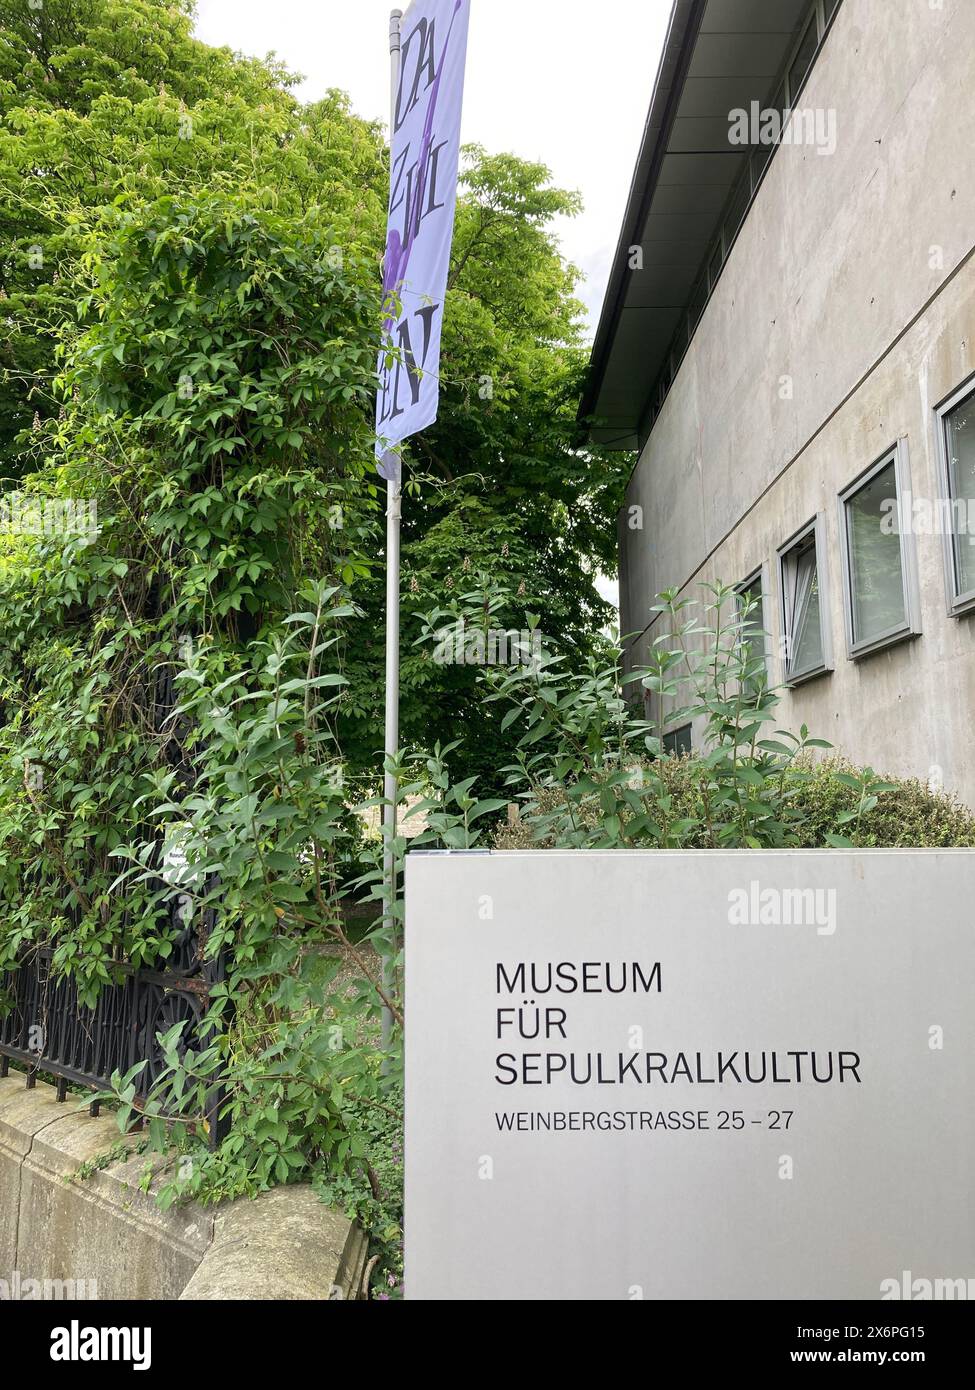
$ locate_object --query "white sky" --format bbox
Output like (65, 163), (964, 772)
(192, 0), (670, 333)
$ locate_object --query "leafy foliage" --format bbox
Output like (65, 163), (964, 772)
(441, 580), (834, 850)
(0, 4), (630, 1297)
(0, 1), (629, 789)
(0, 187), (380, 991)
(8, 0), (963, 1308)
(785, 759), (975, 849)
(494, 758), (975, 851)
(422, 577), (973, 855)
(0, 0), (372, 473)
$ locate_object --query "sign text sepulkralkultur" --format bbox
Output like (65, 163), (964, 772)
(406, 851), (975, 1299)
(494, 959), (862, 1088)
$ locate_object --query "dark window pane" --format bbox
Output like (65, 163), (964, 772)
(724, 171), (751, 243)
(737, 579), (767, 692)
(824, 0), (840, 22)
(784, 534), (824, 677)
(688, 276), (707, 331)
(788, 15), (819, 100)
(792, 566), (822, 674)
(845, 460), (906, 644)
(663, 725), (692, 756)
(945, 392), (975, 596)
(708, 241), (723, 290)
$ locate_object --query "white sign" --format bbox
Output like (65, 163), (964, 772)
(405, 850), (975, 1300)
(376, 0), (471, 475)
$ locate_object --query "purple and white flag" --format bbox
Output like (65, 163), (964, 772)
(376, 0), (471, 480)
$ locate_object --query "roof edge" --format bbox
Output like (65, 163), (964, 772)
(579, 0), (708, 431)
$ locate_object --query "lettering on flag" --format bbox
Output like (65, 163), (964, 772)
(376, 0), (470, 478)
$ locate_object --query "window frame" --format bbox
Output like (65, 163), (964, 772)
(777, 515), (833, 686)
(735, 565), (771, 690)
(837, 440), (921, 658)
(935, 374), (975, 617)
(707, 237), (724, 293)
(787, 11), (819, 104)
(662, 724), (692, 757)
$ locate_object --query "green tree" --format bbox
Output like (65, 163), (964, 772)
(340, 149), (629, 787)
(0, 0), (626, 1259)
(0, 0), (385, 475)
(0, 191), (380, 996)
(0, 0), (629, 798)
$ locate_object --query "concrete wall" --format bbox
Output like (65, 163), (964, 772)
(0, 1075), (368, 1301)
(620, 0), (975, 805)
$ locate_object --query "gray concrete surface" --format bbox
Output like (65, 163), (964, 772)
(0, 1074), (366, 1300)
(620, 0), (975, 805)
(179, 1183), (369, 1301)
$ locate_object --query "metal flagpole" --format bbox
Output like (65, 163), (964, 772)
(381, 8), (404, 1056)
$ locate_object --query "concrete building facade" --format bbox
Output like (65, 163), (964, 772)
(584, 0), (975, 805)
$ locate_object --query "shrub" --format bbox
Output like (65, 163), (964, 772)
(494, 757), (975, 850)
(784, 759), (975, 849)
(418, 578), (974, 854)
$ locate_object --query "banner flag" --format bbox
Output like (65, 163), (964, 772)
(376, 0), (471, 480)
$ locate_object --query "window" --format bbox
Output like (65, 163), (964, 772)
(736, 571), (768, 694)
(778, 518), (832, 683)
(723, 172), (750, 246)
(708, 240), (723, 292)
(688, 276), (707, 333)
(937, 379), (975, 613)
(838, 444), (919, 655)
(750, 141), (773, 191)
(662, 725), (692, 757)
(823, 0), (841, 23)
(788, 15), (819, 102)
(771, 80), (787, 124)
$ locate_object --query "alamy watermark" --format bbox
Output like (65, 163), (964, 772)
(880, 491), (975, 543)
(1, 1270), (98, 1300)
(50, 1320), (151, 1370)
(729, 101), (837, 157)
(0, 492), (98, 540)
(432, 620), (542, 669)
(728, 881), (837, 936)
(880, 1270), (975, 1300)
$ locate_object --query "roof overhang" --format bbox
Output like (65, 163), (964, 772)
(581, 0), (812, 449)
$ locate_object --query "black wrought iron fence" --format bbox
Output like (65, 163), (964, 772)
(0, 636), (230, 1146)
(0, 899), (229, 1146)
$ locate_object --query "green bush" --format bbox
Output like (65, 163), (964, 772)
(494, 757), (975, 850)
(784, 759), (975, 849)
(410, 579), (974, 855)
(424, 579), (841, 852)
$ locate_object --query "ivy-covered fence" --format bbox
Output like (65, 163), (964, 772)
(0, 634), (229, 1144)
(0, 935), (228, 1146)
